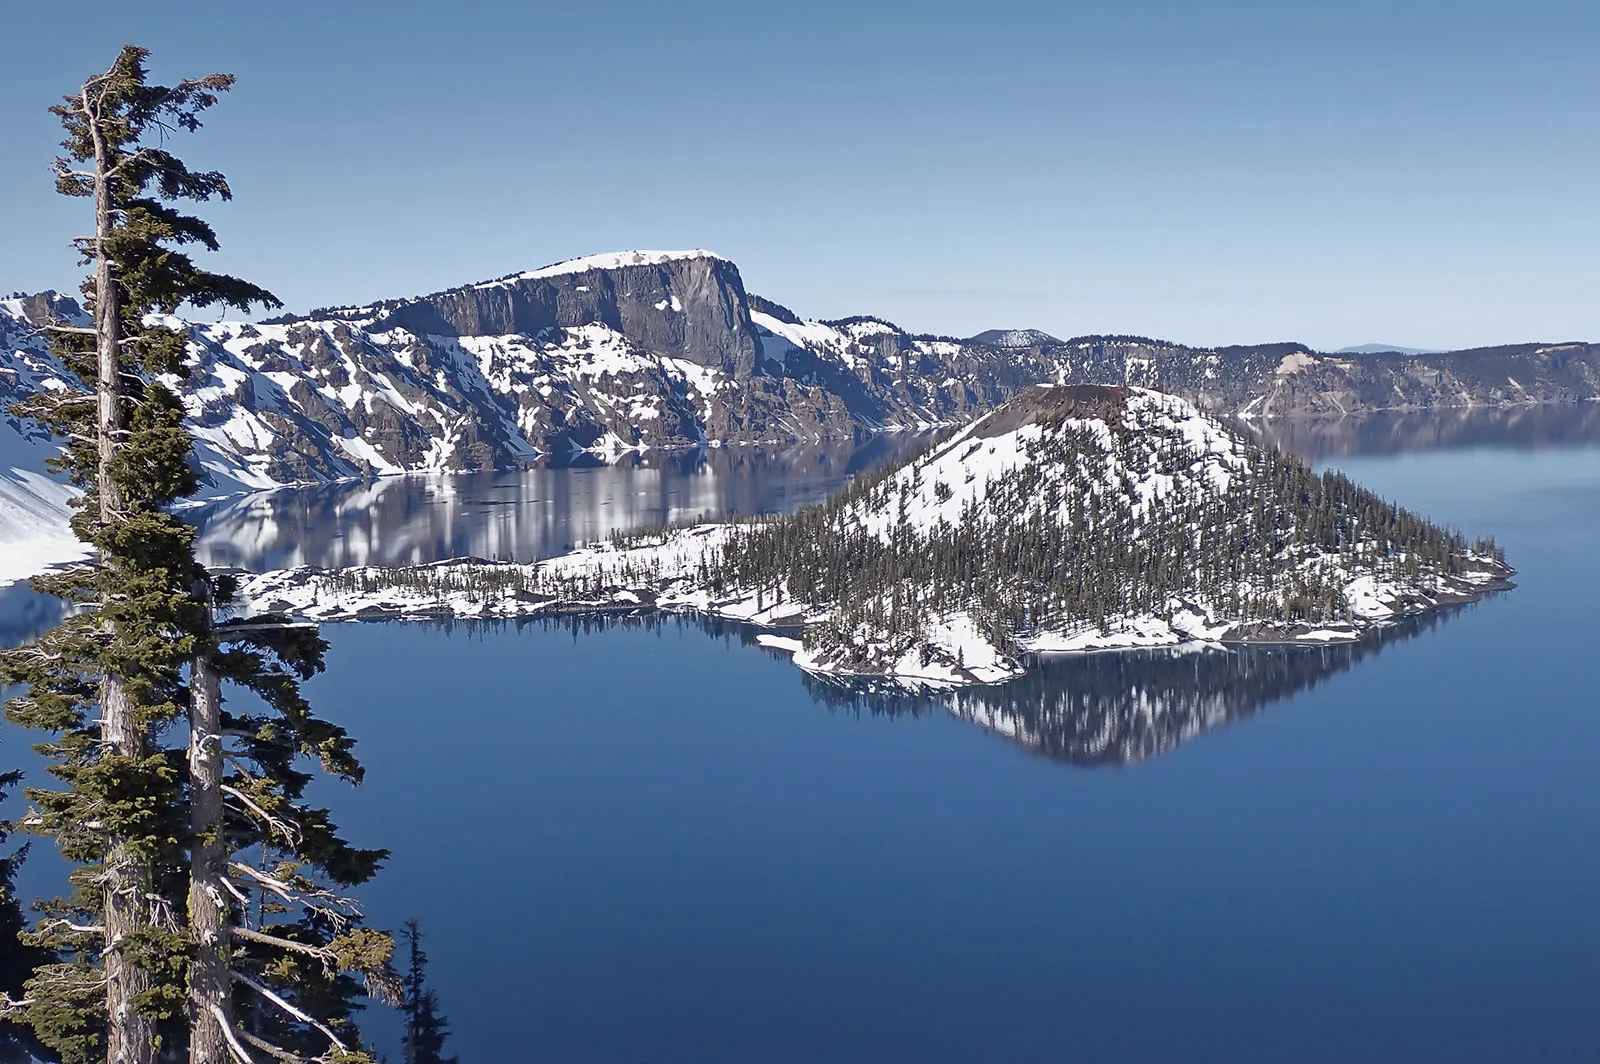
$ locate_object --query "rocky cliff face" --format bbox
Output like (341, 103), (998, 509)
(371, 251), (762, 375)
(4, 250), (1598, 492)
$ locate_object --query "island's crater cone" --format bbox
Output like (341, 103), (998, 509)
(972, 384), (1130, 438)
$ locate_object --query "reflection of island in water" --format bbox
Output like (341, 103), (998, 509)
(798, 603), (1481, 766)
(1254, 402), (1600, 462)
(453, 602), (1482, 768)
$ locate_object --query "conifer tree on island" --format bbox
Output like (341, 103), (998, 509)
(0, 45), (397, 1064)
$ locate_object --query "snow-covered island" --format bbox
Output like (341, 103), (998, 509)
(233, 385), (1514, 689)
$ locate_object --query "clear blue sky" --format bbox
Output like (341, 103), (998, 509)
(2, 0), (1595, 350)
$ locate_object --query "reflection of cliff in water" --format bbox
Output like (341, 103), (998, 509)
(192, 435), (930, 573)
(1255, 402), (1600, 462)
(801, 604), (1479, 767)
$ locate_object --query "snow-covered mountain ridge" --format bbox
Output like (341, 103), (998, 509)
(7, 249), (1597, 504)
(232, 385), (1513, 688)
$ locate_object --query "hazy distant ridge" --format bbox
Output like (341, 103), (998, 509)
(1336, 343), (1443, 355)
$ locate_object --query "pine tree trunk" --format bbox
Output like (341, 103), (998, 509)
(102, 671), (154, 1064)
(187, 632), (228, 1064)
(87, 82), (126, 530)
(88, 90), (155, 1064)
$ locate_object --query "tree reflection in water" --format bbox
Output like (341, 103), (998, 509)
(801, 603), (1481, 765)
(431, 599), (1486, 768)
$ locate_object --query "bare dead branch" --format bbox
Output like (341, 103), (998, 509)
(220, 785), (302, 846)
(233, 926), (338, 965)
(230, 971), (349, 1052)
(238, 1030), (313, 1064)
(214, 1006), (259, 1064)
(217, 874), (251, 907)
(216, 622), (321, 637)
(0, 994), (34, 1019)
(226, 863), (361, 929)
(39, 918), (106, 935)
(227, 863), (302, 911)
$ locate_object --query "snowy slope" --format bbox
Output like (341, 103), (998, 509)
(968, 328), (1063, 348)
(0, 297), (89, 584)
(0, 427), (86, 587)
(483, 249), (724, 286)
(846, 387), (1244, 542)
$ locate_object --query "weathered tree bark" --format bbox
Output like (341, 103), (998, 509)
(88, 82), (124, 529)
(86, 83), (155, 1064)
(101, 678), (155, 1064)
(187, 612), (228, 1064)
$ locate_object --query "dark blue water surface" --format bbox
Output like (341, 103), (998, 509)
(308, 442), (1599, 1063)
(6, 423), (1600, 1062)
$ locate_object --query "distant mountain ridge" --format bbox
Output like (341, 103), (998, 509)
(1336, 343), (1442, 355)
(968, 328), (1063, 348)
(4, 249), (1599, 497)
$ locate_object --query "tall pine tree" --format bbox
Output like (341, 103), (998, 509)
(1, 44), (268, 1064)
(1, 45), (397, 1064)
(195, 608), (399, 1064)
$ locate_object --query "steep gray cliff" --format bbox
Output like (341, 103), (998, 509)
(356, 251), (761, 375)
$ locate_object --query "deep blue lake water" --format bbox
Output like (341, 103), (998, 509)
(5, 416), (1600, 1062)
